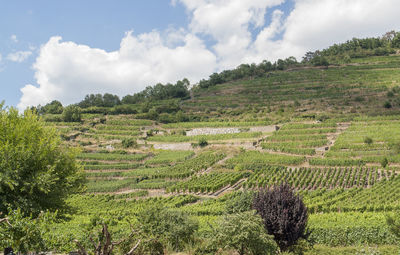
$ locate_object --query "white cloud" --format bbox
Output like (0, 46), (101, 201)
(10, 34), (18, 43)
(281, 0), (400, 54)
(178, 0), (400, 67)
(182, 0), (285, 69)
(18, 0), (400, 109)
(18, 32), (217, 110)
(7, 51), (32, 63)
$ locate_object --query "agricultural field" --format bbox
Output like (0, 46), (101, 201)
(34, 54), (400, 253)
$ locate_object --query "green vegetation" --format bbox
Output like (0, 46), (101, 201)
(0, 106), (84, 215)
(4, 33), (400, 254)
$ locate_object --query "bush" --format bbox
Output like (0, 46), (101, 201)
(136, 205), (198, 252)
(213, 211), (278, 255)
(253, 184), (310, 252)
(364, 137), (373, 145)
(62, 105), (82, 122)
(198, 137), (208, 147)
(381, 157), (389, 168)
(121, 138), (137, 148)
(0, 208), (56, 254)
(311, 56), (329, 67)
(384, 101), (392, 109)
(225, 190), (254, 214)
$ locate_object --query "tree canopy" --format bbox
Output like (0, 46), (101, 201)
(0, 106), (85, 215)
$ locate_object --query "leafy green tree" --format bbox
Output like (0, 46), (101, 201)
(62, 105), (82, 122)
(73, 218), (141, 255)
(136, 205), (198, 252)
(311, 55), (329, 67)
(214, 211), (278, 255)
(39, 100), (63, 114)
(0, 106), (85, 215)
(392, 32), (400, 48)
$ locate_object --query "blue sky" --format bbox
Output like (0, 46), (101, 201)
(0, 0), (398, 110)
(1, 1), (190, 106)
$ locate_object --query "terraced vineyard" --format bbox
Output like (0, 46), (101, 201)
(38, 54), (400, 253)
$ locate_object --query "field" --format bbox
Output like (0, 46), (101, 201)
(44, 55), (400, 253)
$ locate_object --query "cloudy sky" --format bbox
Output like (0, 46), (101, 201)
(0, 0), (399, 110)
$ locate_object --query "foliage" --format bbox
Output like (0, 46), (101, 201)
(122, 78), (190, 104)
(311, 55), (329, 67)
(384, 101), (392, 109)
(78, 93), (121, 108)
(386, 214), (400, 242)
(381, 157), (389, 168)
(62, 105), (82, 122)
(213, 211), (278, 255)
(136, 204), (198, 252)
(0, 208), (56, 253)
(121, 137), (138, 148)
(197, 57), (299, 89)
(364, 137), (373, 145)
(225, 190), (254, 214)
(38, 100), (64, 114)
(0, 107), (85, 215)
(73, 219), (140, 255)
(198, 137), (208, 147)
(253, 184), (310, 251)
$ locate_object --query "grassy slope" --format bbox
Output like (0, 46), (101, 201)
(45, 55), (400, 254)
(183, 55), (400, 121)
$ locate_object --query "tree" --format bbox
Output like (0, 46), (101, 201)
(62, 105), (82, 122)
(214, 211), (278, 255)
(311, 55), (329, 67)
(39, 100), (63, 114)
(136, 205), (198, 252)
(253, 184), (310, 252)
(73, 219), (141, 255)
(0, 106), (85, 215)
(392, 32), (400, 48)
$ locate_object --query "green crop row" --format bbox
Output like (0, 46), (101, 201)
(225, 151), (305, 169)
(261, 143), (316, 155)
(78, 152), (149, 161)
(244, 166), (392, 190)
(147, 131), (263, 143)
(167, 171), (248, 194)
(162, 121), (270, 129)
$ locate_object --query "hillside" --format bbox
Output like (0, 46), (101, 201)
(34, 52), (400, 253)
(186, 56), (400, 120)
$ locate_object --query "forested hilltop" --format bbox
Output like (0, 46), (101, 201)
(2, 32), (400, 254)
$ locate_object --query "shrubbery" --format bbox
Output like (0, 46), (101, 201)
(62, 105), (82, 122)
(253, 184), (310, 252)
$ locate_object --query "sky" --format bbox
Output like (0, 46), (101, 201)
(0, 0), (399, 110)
